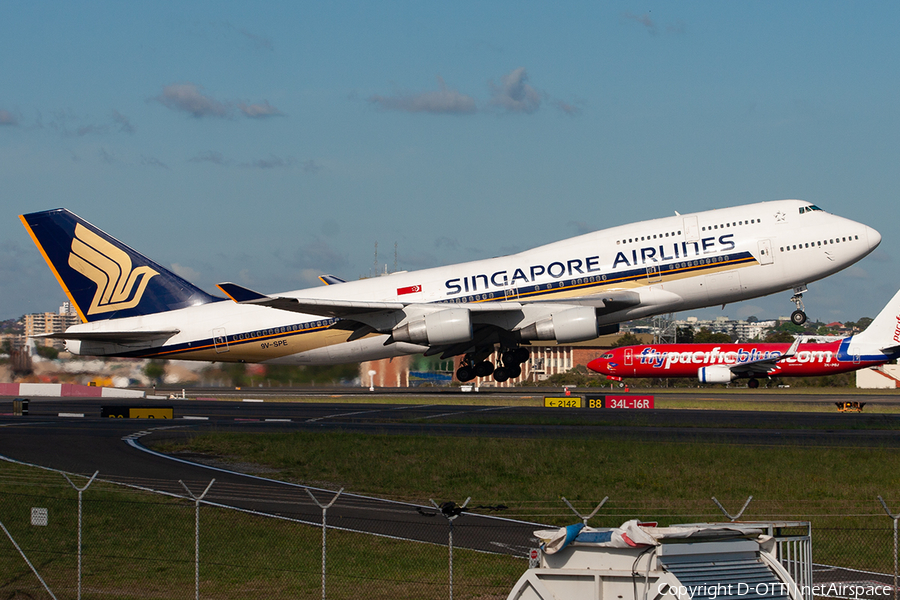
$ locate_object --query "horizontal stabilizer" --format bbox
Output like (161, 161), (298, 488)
(880, 344), (900, 356)
(35, 329), (180, 343)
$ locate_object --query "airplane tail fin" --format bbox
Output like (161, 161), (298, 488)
(846, 288), (900, 353)
(20, 208), (222, 323)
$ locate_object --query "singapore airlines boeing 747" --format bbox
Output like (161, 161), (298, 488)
(20, 200), (880, 383)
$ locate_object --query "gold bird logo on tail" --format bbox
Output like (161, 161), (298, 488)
(68, 223), (159, 315)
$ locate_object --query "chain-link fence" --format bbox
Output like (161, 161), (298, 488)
(1, 460), (899, 600)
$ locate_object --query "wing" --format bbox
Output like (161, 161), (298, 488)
(216, 282), (654, 358)
(218, 282), (642, 317)
(728, 337), (802, 376)
(218, 282), (409, 317)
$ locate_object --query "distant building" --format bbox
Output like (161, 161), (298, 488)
(358, 332), (653, 388)
(360, 355), (412, 388)
(856, 366), (900, 389)
(626, 316), (777, 342)
(24, 303), (80, 350)
(0, 333), (25, 352)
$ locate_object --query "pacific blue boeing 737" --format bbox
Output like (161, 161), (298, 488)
(20, 200), (880, 383)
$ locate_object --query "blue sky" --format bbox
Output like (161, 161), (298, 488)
(2, 2), (898, 324)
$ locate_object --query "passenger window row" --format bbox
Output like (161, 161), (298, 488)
(616, 218), (761, 246)
(701, 218), (759, 232)
(780, 235), (859, 252)
(617, 230), (682, 245)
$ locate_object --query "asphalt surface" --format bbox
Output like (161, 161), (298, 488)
(2, 392), (900, 562)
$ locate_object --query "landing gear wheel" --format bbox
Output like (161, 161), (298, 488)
(791, 310), (807, 326)
(493, 367), (510, 383)
(507, 364), (522, 379)
(748, 378), (760, 389)
(456, 365), (475, 382)
(474, 361), (494, 378)
(513, 347), (530, 364)
(789, 287), (808, 325)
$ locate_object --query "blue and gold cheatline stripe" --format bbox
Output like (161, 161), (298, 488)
(110, 320), (337, 359)
(102, 251), (757, 359)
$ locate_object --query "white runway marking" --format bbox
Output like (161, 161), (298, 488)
(423, 406), (512, 420)
(305, 404), (431, 423)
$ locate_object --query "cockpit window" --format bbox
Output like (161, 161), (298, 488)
(601, 353), (614, 359)
(799, 205), (823, 214)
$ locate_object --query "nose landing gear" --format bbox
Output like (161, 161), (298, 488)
(790, 285), (808, 326)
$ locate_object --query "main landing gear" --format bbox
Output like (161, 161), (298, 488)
(456, 347), (530, 383)
(790, 285), (808, 326)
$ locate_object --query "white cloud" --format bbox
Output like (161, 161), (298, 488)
(155, 83), (230, 118)
(555, 100), (581, 116)
(239, 100), (284, 118)
(369, 77), (477, 114)
(112, 109), (135, 133)
(155, 83), (285, 120)
(240, 155), (296, 169)
(623, 12), (657, 35)
(0, 110), (18, 126)
(189, 151), (230, 165)
(490, 68), (541, 114)
(141, 155), (169, 169)
(170, 263), (202, 282)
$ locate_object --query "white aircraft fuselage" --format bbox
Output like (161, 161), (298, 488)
(21, 200), (881, 379)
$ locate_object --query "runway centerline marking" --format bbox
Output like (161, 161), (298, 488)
(305, 404), (432, 423)
(423, 406), (513, 420)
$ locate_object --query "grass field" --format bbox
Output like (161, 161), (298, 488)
(153, 431), (900, 511)
(152, 428), (900, 575)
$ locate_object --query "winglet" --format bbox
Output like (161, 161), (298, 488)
(779, 336), (803, 361)
(318, 274), (347, 286)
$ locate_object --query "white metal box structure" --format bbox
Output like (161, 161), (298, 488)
(507, 520), (810, 600)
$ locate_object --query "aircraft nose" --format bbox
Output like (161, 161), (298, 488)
(865, 225), (882, 251)
(587, 358), (605, 373)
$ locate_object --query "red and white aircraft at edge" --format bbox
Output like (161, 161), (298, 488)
(588, 289), (900, 388)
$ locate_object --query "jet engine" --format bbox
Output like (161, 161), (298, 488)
(391, 308), (473, 345)
(517, 307), (599, 344)
(697, 365), (737, 383)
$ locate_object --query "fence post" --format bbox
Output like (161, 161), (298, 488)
(306, 488), (344, 600)
(430, 497), (470, 600)
(712, 496), (753, 521)
(62, 471), (98, 600)
(561, 496), (608, 526)
(877, 496), (899, 600)
(180, 479), (215, 600)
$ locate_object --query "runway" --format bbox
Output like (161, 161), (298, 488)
(2, 393), (900, 559)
